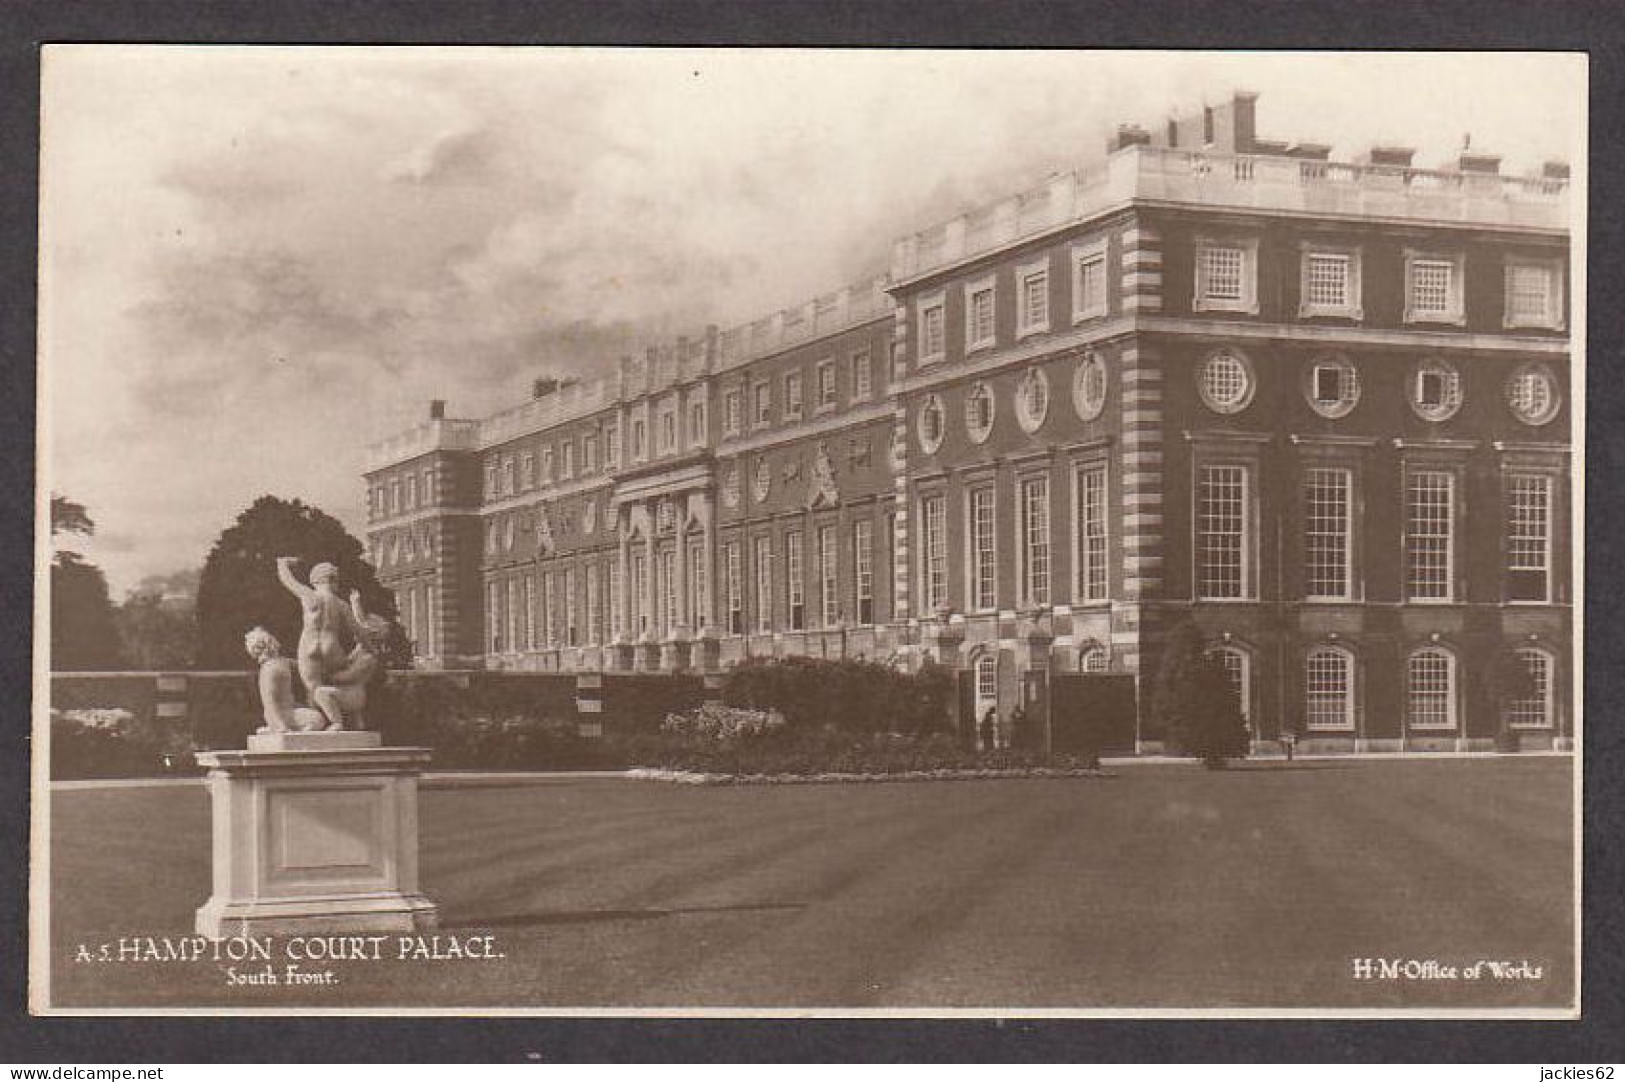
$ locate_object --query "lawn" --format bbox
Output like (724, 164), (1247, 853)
(41, 757), (1574, 1011)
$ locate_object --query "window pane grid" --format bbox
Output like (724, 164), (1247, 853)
(970, 289), (994, 343)
(1305, 649), (1353, 730)
(1407, 650), (1455, 729)
(970, 487), (996, 610)
(1306, 253), (1349, 308)
(1506, 649), (1553, 729)
(1507, 264), (1552, 323)
(1411, 260), (1453, 314)
(1198, 465), (1247, 599)
(787, 532), (805, 629)
(1203, 246), (1244, 300)
(1078, 256), (1106, 314)
(818, 525), (838, 627)
(853, 520), (874, 625)
(1304, 468), (1352, 599)
(753, 538), (773, 632)
(1507, 474), (1551, 601)
(1077, 465), (1107, 602)
(1020, 476), (1051, 605)
(922, 495), (947, 612)
(1022, 272), (1049, 328)
(1407, 471), (1454, 600)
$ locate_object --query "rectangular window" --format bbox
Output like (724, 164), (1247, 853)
(1505, 261), (1561, 329)
(1073, 244), (1108, 321)
(787, 532), (805, 630)
(485, 465), (498, 500)
(1305, 253), (1347, 308)
(564, 568), (578, 646)
(659, 408), (677, 453)
(724, 389), (743, 435)
(1407, 651), (1456, 730)
(585, 567), (601, 645)
(687, 539), (707, 629)
(541, 447), (555, 484)
(1304, 467), (1353, 601)
(754, 536), (774, 632)
(1198, 464), (1249, 599)
(1406, 470), (1455, 601)
(604, 424), (620, 468)
(753, 381), (771, 426)
(524, 574), (536, 649)
(851, 350), (873, 400)
(658, 548), (676, 635)
(632, 418), (647, 461)
(584, 434), (598, 473)
(507, 578), (521, 653)
(919, 299), (945, 362)
(1507, 474), (1552, 602)
(560, 441), (575, 480)
(967, 281), (995, 349)
(406, 474), (418, 509)
(968, 486), (997, 611)
(1019, 475), (1051, 605)
(501, 458), (515, 496)
(784, 373), (804, 419)
(921, 494), (947, 613)
(1305, 649), (1354, 731)
(1203, 247), (1244, 301)
(724, 541), (744, 634)
(487, 581), (501, 652)
(630, 552), (648, 635)
(818, 525), (839, 627)
(853, 520), (874, 625)
(817, 361), (837, 409)
(1018, 264), (1050, 334)
(689, 401), (706, 447)
(1404, 251), (1464, 324)
(1076, 464), (1108, 602)
(608, 562), (623, 639)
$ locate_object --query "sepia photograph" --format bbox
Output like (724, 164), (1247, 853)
(33, 46), (1584, 1017)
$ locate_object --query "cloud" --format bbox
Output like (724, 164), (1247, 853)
(40, 48), (1583, 592)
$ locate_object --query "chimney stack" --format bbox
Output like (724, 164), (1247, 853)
(1542, 159), (1570, 181)
(1110, 123), (1152, 153)
(1458, 151), (1502, 174)
(532, 375), (560, 399)
(429, 399), (446, 421)
(1365, 146), (1415, 168)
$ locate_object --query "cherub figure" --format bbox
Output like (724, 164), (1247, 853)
(245, 627), (327, 734)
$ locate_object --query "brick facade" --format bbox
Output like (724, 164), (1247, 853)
(365, 92), (1573, 754)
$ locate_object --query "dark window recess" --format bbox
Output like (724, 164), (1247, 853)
(729, 610), (744, 634)
(1314, 366), (1341, 403)
(858, 597), (874, 625)
(1418, 372), (1446, 408)
(790, 603), (805, 631)
(1507, 569), (1548, 603)
(1203, 106), (1215, 145)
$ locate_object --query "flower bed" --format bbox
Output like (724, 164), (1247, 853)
(626, 765), (1111, 786)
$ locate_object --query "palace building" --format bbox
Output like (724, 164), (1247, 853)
(364, 91), (1573, 753)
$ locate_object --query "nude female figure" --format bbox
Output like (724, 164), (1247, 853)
(275, 556), (364, 697)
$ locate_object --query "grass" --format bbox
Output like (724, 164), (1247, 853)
(42, 757), (1574, 1011)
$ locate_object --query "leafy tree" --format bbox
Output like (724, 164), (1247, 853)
(115, 591), (198, 671)
(49, 492), (123, 671)
(1150, 619), (1248, 767)
(195, 496), (408, 670)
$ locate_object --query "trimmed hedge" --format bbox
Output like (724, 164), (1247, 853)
(722, 656), (954, 735)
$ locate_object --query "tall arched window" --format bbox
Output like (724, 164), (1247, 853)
(1305, 645), (1355, 731)
(1506, 647), (1555, 729)
(1212, 645), (1251, 722)
(1407, 647), (1457, 730)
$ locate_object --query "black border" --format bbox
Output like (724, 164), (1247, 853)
(4, 0), (1623, 1063)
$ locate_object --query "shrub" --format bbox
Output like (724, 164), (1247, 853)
(723, 656), (953, 735)
(662, 702), (786, 742)
(1152, 620), (1248, 767)
(50, 708), (195, 779)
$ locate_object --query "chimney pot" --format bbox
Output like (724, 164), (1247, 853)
(1457, 151), (1502, 174)
(1366, 145), (1415, 168)
(429, 399), (446, 421)
(1542, 159), (1570, 180)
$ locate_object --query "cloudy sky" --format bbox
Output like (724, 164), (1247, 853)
(40, 48), (1583, 594)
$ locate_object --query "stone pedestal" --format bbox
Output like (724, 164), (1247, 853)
(194, 730), (438, 938)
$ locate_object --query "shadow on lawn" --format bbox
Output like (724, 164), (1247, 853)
(449, 901), (808, 929)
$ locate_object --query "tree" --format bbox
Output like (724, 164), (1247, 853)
(49, 492), (123, 671)
(115, 591), (198, 671)
(195, 496), (409, 670)
(1150, 619), (1248, 768)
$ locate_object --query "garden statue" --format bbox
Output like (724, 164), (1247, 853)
(310, 599), (390, 731)
(245, 626), (328, 734)
(276, 555), (364, 697)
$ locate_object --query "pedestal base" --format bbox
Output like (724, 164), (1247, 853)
(194, 734), (439, 938)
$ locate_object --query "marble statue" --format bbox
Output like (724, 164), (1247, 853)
(309, 595), (389, 731)
(276, 556), (365, 698)
(245, 627), (328, 734)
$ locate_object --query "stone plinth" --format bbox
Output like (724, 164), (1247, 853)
(194, 731), (438, 938)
